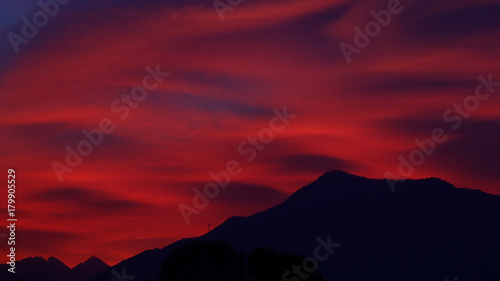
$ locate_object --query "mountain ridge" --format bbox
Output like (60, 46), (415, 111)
(92, 171), (500, 281)
(0, 255), (110, 281)
(4, 171), (500, 281)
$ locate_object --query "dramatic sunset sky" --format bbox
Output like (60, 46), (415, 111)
(0, 0), (499, 267)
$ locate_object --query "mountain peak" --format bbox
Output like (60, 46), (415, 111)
(316, 170), (454, 192)
(47, 256), (63, 262)
(26, 256), (46, 261)
(327, 169), (354, 175)
(86, 256), (106, 264)
(323, 169), (366, 180)
(71, 256), (110, 281)
(72, 256), (109, 270)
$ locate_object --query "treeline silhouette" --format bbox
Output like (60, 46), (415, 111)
(159, 240), (323, 281)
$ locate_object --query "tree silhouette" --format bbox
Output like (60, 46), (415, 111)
(159, 240), (324, 281)
(160, 240), (246, 281)
(248, 248), (323, 281)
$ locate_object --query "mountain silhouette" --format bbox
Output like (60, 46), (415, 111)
(92, 171), (500, 281)
(198, 170), (500, 280)
(5, 171), (500, 281)
(0, 256), (109, 281)
(71, 256), (110, 281)
(0, 256), (71, 281)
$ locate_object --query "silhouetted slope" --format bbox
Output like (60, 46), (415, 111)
(91, 240), (193, 281)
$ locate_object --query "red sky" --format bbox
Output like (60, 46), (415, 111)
(1, 0), (499, 267)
